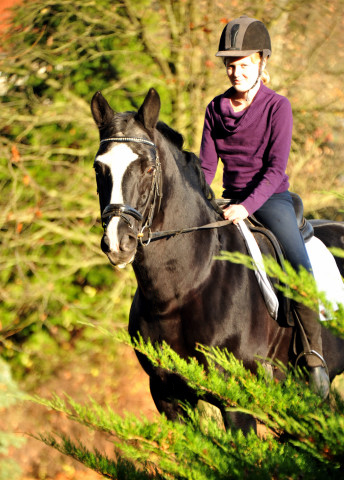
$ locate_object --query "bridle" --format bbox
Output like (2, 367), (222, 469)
(98, 136), (232, 247)
(99, 137), (162, 246)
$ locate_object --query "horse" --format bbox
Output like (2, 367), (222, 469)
(90, 87), (344, 432)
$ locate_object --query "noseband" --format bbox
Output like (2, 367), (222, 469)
(99, 137), (162, 246)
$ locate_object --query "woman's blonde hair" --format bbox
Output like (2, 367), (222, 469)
(251, 52), (270, 84)
(224, 52), (270, 84)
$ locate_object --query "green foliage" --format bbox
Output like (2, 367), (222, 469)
(33, 332), (344, 479)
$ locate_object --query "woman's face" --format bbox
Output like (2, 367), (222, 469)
(225, 55), (261, 93)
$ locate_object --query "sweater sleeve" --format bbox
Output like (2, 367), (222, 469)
(241, 97), (293, 215)
(199, 104), (219, 185)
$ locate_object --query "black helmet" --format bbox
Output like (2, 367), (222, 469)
(216, 15), (271, 59)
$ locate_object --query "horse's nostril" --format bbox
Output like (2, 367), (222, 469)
(120, 234), (136, 252)
(101, 234), (110, 252)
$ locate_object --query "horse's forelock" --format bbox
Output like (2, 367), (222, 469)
(102, 112), (184, 150)
(100, 111), (139, 139)
(112, 112), (135, 134)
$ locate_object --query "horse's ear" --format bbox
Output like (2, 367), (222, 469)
(137, 88), (161, 130)
(91, 91), (114, 128)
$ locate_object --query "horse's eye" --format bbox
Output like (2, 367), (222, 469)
(94, 162), (107, 177)
(145, 166), (155, 175)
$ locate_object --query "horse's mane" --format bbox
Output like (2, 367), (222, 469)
(156, 121), (184, 150)
(156, 121), (221, 214)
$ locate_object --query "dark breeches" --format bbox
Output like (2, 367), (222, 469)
(254, 190), (313, 273)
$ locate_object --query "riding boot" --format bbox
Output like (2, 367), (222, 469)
(293, 301), (330, 400)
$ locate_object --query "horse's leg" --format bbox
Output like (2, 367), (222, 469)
(222, 410), (257, 435)
(149, 374), (198, 422)
(150, 375), (251, 434)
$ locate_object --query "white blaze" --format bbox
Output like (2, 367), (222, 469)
(96, 144), (138, 252)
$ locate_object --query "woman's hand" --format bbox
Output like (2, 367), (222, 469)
(223, 204), (249, 225)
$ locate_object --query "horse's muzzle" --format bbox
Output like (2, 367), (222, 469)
(99, 202), (143, 266)
(101, 225), (138, 267)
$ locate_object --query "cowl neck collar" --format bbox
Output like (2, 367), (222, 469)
(218, 82), (265, 133)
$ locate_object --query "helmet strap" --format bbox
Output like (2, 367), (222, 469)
(245, 58), (264, 103)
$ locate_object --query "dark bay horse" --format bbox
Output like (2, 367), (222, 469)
(91, 87), (344, 431)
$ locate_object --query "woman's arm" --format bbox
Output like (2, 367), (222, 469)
(199, 105), (219, 185)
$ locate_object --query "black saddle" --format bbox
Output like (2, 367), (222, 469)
(289, 193), (314, 242)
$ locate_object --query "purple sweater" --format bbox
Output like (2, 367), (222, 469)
(199, 82), (292, 215)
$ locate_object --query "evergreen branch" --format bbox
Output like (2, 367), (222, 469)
(32, 379), (344, 478)
(34, 433), (154, 480)
(330, 247), (344, 259)
(115, 333), (344, 467)
(31, 328), (344, 475)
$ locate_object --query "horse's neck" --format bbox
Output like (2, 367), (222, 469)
(133, 152), (220, 305)
(160, 147), (217, 227)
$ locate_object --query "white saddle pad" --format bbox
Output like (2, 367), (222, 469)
(237, 221), (279, 320)
(305, 236), (344, 320)
(237, 221), (344, 321)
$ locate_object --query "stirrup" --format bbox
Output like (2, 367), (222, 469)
(294, 350), (328, 373)
(295, 350), (330, 400)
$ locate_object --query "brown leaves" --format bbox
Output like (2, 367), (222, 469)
(11, 144), (20, 163)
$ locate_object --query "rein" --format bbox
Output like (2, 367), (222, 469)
(99, 136), (231, 246)
(140, 219), (232, 243)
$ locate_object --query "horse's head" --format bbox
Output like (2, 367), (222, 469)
(91, 88), (162, 267)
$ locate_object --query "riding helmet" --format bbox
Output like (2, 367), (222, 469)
(216, 15), (271, 59)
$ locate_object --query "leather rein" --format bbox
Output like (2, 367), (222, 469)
(99, 136), (231, 246)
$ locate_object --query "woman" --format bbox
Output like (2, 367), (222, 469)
(200, 15), (330, 398)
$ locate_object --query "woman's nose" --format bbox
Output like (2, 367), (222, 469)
(232, 66), (243, 76)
